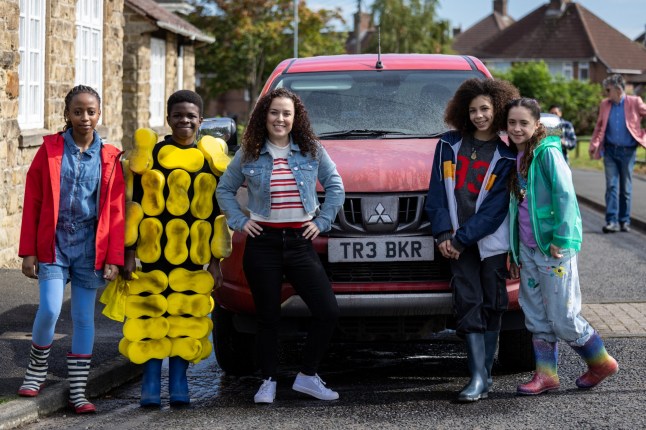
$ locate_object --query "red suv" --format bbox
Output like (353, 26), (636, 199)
(212, 54), (533, 375)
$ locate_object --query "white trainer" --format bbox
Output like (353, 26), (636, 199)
(292, 373), (339, 400)
(254, 378), (277, 404)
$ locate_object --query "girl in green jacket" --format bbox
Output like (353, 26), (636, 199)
(506, 98), (618, 396)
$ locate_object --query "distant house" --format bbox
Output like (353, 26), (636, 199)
(453, 0), (646, 88)
(0, 0), (213, 267)
(345, 12), (376, 55)
(451, 0), (515, 54)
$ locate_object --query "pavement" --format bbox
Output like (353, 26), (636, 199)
(0, 167), (645, 429)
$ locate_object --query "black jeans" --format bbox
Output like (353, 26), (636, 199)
(243, 226), (339, 379)
(450, 245), (509, 336)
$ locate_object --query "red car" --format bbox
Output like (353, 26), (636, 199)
(212, 54), (533, 375)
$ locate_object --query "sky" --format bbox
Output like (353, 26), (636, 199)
(309, 0), (646, 41)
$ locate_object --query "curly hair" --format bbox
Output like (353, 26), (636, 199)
(63, 85), (101, 132)
(506, 97), (547, 201)
(242, 88), (318, 162)
(444, 78), (520, 135)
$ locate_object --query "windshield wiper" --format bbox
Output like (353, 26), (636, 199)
(318, 129), (397, 138)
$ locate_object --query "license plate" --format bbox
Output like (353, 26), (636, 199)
(328, 237), (434, 262)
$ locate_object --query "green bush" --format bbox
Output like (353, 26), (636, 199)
(493, 61), (603, 135)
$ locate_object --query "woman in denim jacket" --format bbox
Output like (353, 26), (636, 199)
(216, 88), (344, 404)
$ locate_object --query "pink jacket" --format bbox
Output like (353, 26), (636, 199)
(589, 95), (646, 159)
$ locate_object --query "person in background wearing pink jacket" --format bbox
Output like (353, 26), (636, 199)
(589, 74), (646, 234)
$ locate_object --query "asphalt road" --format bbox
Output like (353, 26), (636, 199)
(16, 203), (646, 429)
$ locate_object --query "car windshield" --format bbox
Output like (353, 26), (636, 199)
(271, 70), (485, 138)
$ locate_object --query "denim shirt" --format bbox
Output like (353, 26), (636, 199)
(216, 137), (345, 233)
(57, 129), (101, 233)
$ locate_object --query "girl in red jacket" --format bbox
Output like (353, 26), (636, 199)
(17, 85), (125, 414)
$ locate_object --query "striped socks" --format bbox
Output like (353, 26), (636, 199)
(18, 343), (51, 396)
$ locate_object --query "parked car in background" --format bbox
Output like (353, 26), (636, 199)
(200, 116), (239, 154)
(213, 54), (534, 375)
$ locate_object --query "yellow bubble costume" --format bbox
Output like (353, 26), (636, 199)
(118, 129), (231, 366)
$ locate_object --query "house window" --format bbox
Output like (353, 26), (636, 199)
(578, 62), (589, 81)
(75, 0), (103, 96)
(563, 62), (573, 80)
(18, 0), (46, 130)
(176, 45), (184, 91)
(150, 38), (166, 127)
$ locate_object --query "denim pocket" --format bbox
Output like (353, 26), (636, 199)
(242, 165), (264, 189)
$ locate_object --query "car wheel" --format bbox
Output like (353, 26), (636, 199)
(497, 326), (535, 372)
(212, 304), (256, 376)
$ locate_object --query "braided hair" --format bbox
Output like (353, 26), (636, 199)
(63, 85), (101, 131)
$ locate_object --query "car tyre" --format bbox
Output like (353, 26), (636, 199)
(497, 326), (535, 371)
(212, 304), (256, 376)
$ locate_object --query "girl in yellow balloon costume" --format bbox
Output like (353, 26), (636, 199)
(121, 90), (230, 407)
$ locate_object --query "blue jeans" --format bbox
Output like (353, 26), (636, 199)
(33, 222), (104, 354)
(603, 144), (637, 224)
(518, 243), (593, 346)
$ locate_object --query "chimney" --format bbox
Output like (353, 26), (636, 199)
(493, 0), (507, 16)
(548, 0), (570, 10)
(453, 26), (462, 38)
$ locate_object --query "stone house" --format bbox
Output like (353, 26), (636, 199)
(0, 0), (213, 267)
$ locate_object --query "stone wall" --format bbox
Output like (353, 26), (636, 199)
(0, 0), (22, 267)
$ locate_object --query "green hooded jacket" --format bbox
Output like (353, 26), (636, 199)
(509, 135), (583, 264)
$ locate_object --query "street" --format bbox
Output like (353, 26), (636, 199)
(17, 204), (646, 430)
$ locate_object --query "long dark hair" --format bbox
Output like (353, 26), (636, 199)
(242, 88), (318, 161)
(506, 97), (547, 201)
(63, 85), (101, 131)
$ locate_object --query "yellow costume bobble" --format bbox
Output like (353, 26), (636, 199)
(158, 145), (204, 172)
(169, 337), (203, 363)
(167, 292), (210, 317)
(164, 219), (190, 265)
(190, 220), (212, 265)
(197, 135), (230, 176)
(141, 169), (166, 216)
(137, 218), (163, 263)
(166, 169), (191, 216)
(167, 315), (211, 339)
(123, 316), (170, 342)
(122, 338), (172, 364)
(128, 270), (168, 295)
(125, 201), (144, 247)
(190, 172), (217, 219)
(168, 268), (214, 294)
(211, 215), (233, 259)
(129, 128), (158, 174)
(198, 336), (213, 361)
(125, 294), (168, 319)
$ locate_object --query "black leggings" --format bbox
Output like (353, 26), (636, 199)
(450, 245), (509, 337)
(243, 226), (339, 378)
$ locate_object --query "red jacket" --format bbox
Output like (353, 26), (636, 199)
(589, 94), (646, 159)
(19, 133), (125, 269)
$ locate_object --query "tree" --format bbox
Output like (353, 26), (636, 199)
(493, 61), (602, 134)
(368, 0), (451, 54)
(188, 0), (346, 113)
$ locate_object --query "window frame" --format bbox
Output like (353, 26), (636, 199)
(18, 0), (46, 130)
(149, 37), (166, 127)
(75, 0), (104, 99)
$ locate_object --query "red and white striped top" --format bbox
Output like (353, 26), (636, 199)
(250, 142), (312, 223)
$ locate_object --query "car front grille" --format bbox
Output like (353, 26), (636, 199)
(321, 258), (451, 283)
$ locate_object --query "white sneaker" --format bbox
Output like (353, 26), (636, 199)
(292, 373), (339, 400)
(254, 378), (277, 404)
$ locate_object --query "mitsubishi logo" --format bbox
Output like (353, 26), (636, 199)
(367, 203), (393, 224)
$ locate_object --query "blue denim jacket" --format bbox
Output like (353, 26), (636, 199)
(216, 138), (345, 233)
